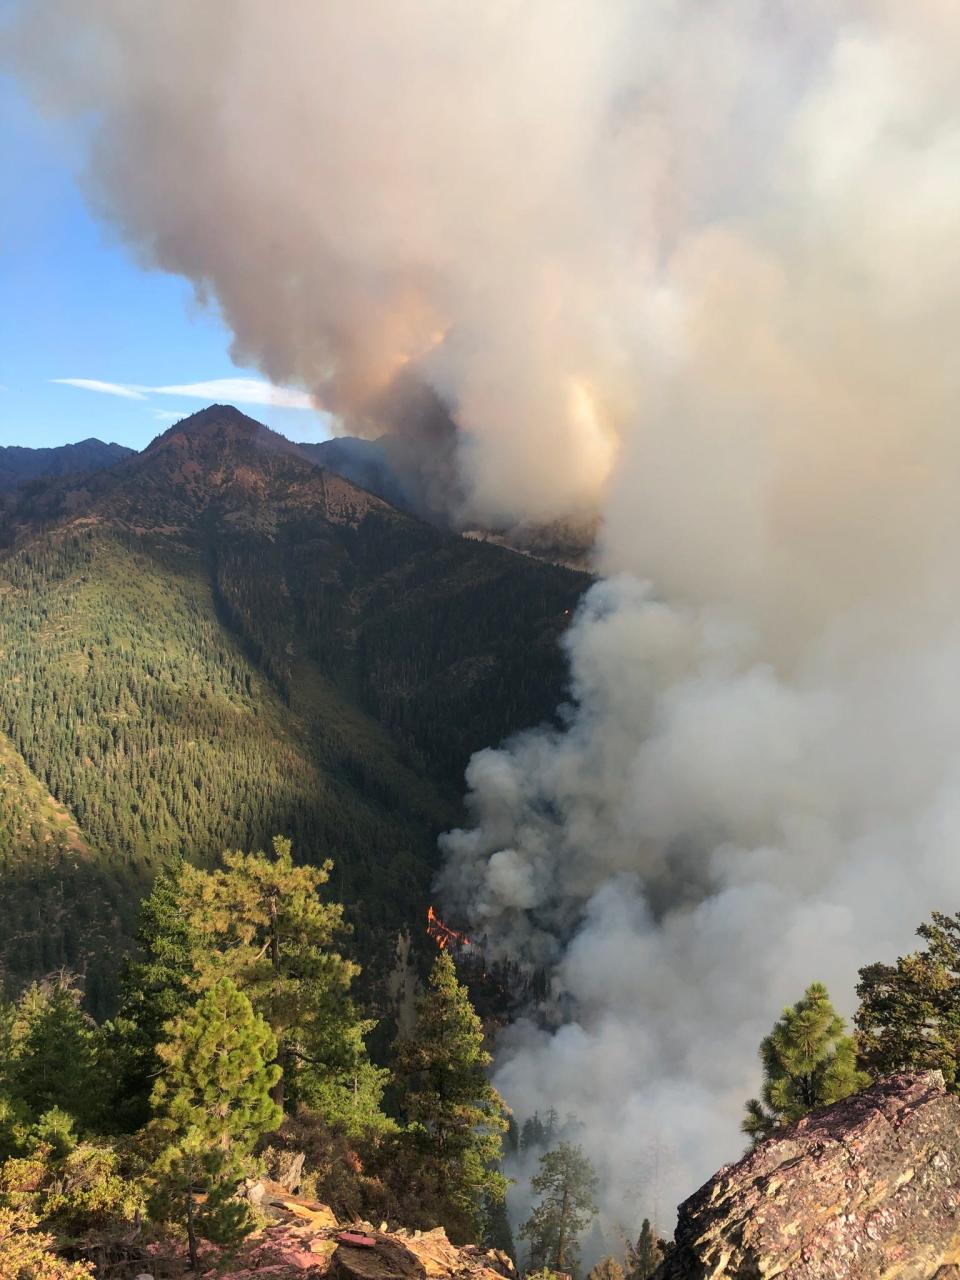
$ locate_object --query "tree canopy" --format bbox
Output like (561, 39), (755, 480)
(150, 977), (282, 1271)
(856, 911), (960, 1088)
(743, 982), (868, 1141)
(519, 1141), (599, 1278)
(394, 950), (509, 1241)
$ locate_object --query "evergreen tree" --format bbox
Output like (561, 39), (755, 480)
(295, 1014), (393, 1142)
(588, 1258), (625, 1280)
(0, 1092), (31, 1162)
(626, 1219), (662, 1280)
(149, 977), (282, 1271)
(504, 1115), (520, 1155)
(483, 1188), (517, 1261)
(111, 856), (200, 1127)
(521, 1112), (547, 1151)
(182, 837), (368, 1116)
(394, 950), (509, 1241)
(519, 1142), (599, 1278)
(543, 1107), (559, 1146)
(28, 1107), (78, 1159)
(856, 911), (960, 1087)
(6, 976), (104, 1134)
(742, 982), (868, 1141)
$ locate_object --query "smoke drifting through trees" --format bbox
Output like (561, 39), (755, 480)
(9, 0), (960, 1235)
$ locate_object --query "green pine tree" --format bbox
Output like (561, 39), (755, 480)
(110, 856), (200, 1128)
(483, 1187), (517, 1261)
(394, 950), (509, 1241)
(27, 1106), (78, 1159)
(742, 982), (868, 1142)
(295, 1018), (393, 1143)
(519, 1141), (599, 1278)
(5, 976), (104, 1135)
(505, 1115), (520, 1155)
(626, 1219), (662, 1280)
(149, 977), (282, 1272)
(182, 837), (371, 1119)
(521, 1112), (546, 1151)
(856, 911), (960, 1088)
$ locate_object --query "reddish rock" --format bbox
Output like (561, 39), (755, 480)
(225, 1181), (518, 1280)
(656, 1072), (960, 1279)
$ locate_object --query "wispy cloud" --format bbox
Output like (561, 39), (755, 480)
(152, 378), (314, 409)
(151, 409), (192, 422)
(52, 378), (148, 400)
(51, 375), (314, 410)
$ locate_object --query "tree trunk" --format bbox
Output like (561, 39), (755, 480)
(269, 894), (285, 1111)
(272, 1048), (286, 1111)
(186, 1190), (199, 1274)
(555, 1183), (570, 1272)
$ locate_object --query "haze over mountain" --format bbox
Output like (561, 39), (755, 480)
(0, 404), (588, 1009)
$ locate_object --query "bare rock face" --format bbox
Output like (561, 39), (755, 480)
(656, 1072), (960, 1280)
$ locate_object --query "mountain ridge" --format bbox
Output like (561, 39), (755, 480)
(0, 436), (133, 493)
(0, 404), (590, 1009)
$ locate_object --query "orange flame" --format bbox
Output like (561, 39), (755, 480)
(427, 905), (472, 951)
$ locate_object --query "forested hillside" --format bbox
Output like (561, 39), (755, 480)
(0, 406), (588, 1009)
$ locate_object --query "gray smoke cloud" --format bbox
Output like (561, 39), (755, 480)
(435, 0), (960, 1240)
(9, 0), (960, 1248)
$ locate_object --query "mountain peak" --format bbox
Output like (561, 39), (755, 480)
(3, 404), (407, 538)
(145, 403), (300, 456)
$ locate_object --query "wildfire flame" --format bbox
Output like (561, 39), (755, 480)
(427, 905), (472, 951)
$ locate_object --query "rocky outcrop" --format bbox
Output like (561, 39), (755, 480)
(214, 1180), (518, 1280)
(656, 1072), (960, 1279)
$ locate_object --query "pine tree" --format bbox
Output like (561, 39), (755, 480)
(111, 856), (200, 1128)
(297, 1037), (393, 1142)
(483, 1188), (517, 1261)
(742, 982), (868, 1141)
(394, 950), (509, 1241)
(521, 1112), (546, 1151)
(150, 977), (282, 1271)
(543, 1107), (559, 1146)
(505, 1115), (520, 1155)
(519, 1142), (599, 1278)
(183, 837), (367, 1117)
(626, 1219), (662, 1280)
(856, 911), (960, 1087)
(6, 976), (104, 1134)
(588, 1258), (625, 1280)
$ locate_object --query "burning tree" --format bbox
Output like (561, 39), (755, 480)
(427, 905), (473, 952)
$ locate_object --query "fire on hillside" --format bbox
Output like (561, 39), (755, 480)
(426, 905), (473, 951)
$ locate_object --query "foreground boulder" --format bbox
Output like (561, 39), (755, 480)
(656, 1072), (960, 1279)
(214, 1180), (518, 1280)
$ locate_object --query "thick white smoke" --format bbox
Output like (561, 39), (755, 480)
(9, 0), (960, 1244)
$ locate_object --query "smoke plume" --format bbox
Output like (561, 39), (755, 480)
(10, 0), (960, 1243)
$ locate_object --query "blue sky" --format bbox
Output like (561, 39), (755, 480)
(0, 73), (332, 451)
